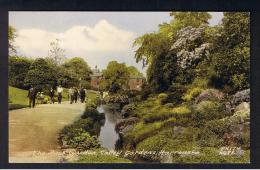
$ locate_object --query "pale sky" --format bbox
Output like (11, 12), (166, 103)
(9, 12), (223, 73)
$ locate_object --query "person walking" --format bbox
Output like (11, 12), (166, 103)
(49, 88), (55, 104)
(57, 85), (63, 104)
(79, 87), (86, 103)
(68, 87), (74, 104)
(73, 87), (78, 103)
(27, 85), (37, 108)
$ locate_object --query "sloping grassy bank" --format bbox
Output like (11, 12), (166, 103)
(9, 86), (28, 110)
(117, 81), (250, 163)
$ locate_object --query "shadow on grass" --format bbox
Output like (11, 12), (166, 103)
(9, 104), (28, 110)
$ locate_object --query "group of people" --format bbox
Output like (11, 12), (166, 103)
(68, 87), (86, 104)
(27, 85), (87, 108)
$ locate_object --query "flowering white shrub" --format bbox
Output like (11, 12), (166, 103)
(171, 26), (211, 69)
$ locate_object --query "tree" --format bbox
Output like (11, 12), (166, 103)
(133, 12), (212, 68)
(8, 26), (17, 55)
(24, 58), (57, 88)
(8, 56), (33, 89)
(133, 12), (212, 92)
(62, 57), (92, 88)
(210, 12), (250, 93)
(101, 61), (130, 92)
(169, 12), (211, 29)
(127, 66), (143, 77)
(48, 39), (66, 65)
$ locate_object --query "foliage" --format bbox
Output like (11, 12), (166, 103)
(123, 121), (164, 147)
(8, 26), (17, 55)
(171, 26), (210, 69)
(59, 125), (100, 151)
(163, 83), (187, 105)
(170, 12), (212, 29)
(192, 100), (228, 126)
(143, 105), (191, 123)
(172, 106), (191, 115)
(24, 58), (57, 87)
(210, 12), (250, 93)
(182, 87), (204, 102)
(127, 66), (143, 77)
(101, 61), (130, 92)
(62, 57), (92, 88)
(8, 56), (33, 89)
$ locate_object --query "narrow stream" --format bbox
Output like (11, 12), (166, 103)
(97, 105), (122, 150)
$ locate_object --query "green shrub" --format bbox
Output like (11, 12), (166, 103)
(143, 105), (191, 123)
(136, 132), (170, 152)
(162, 117), (177, 127)
(157, 93), (168, 105)
(192, 100), (227, 126)
(198, 128), (224, 147)
(124, 121), (164, 146)
(175, 127), (200, 143)
(165, 83), (187, 105)
(143, 111), (173, 123)
(191, 77), (209, 89)
(182, 87), (204, 102)
(158, 93), (168, 99)
(172, 106), (191, 116)
(203, 118), (231, 137)
(164, 103), (174, 108)
(82, 103), (105, 121)
(59, 126), (100, 151)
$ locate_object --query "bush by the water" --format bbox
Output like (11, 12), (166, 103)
(58, 120), (101, 151)
(59, 95), (104, 151)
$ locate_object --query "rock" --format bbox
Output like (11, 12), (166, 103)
(119, 124), (134, 136)
(121, 104), (136, 117)
(195, 89), (225, 103)
(231, 89), (250, 106)
(232, 104), (250, 123)
(235, 102), (250, 113)
(115, 117), (139, 133)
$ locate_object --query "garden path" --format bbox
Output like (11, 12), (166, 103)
(9, 101), (85, 163)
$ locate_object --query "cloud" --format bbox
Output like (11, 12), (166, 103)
(15, 20), (136, 60)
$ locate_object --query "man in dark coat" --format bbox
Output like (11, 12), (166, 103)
(27, 86), (37, 108)
(49, 88), (55, 104)
(79, 88), (86, 103)
(74, 87), (78, 103)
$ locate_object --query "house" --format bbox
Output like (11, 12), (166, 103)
(127, 76), (146, 91)
(90, 66), (146, 91)
(90, 66), (103, 89)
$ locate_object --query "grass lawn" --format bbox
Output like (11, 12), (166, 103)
(9, 86), (99, 110)
(9, 86), (29, 110)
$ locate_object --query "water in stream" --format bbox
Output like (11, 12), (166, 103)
(97, 105), (122, 150)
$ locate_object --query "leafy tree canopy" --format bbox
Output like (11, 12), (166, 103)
(101, 61), (130, 92)
(9, 26), (17, 55)
(24, 58), (57, 88)
(9, 56), (33, 89)
(127, 66), (143, 77)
